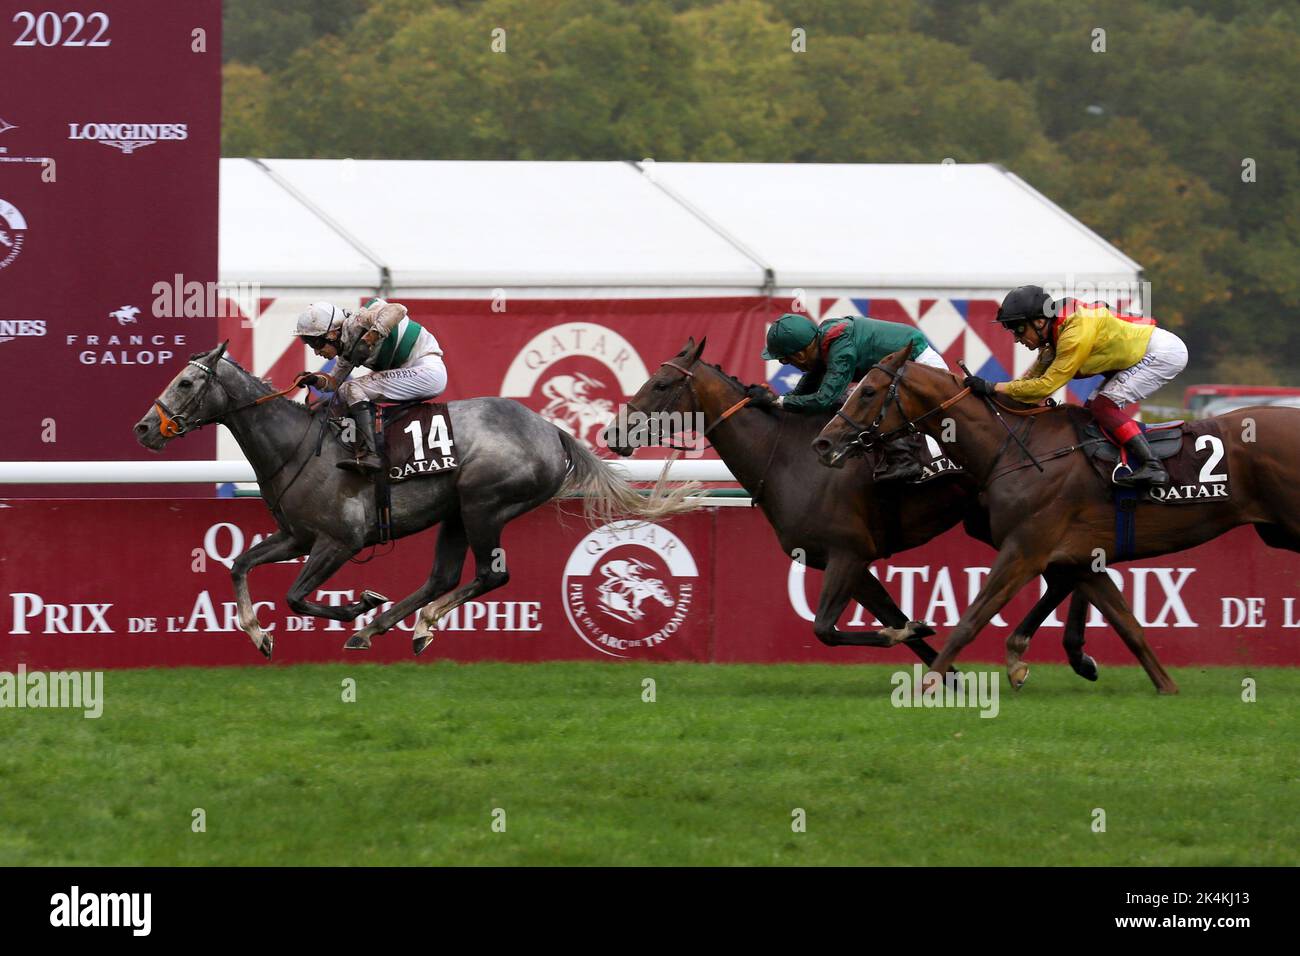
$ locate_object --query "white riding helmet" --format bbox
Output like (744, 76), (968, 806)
(293, 302), (348, 339)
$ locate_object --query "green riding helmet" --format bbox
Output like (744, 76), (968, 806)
(762, 313), (819, 361)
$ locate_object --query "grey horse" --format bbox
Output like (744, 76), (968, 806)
(134, 343), (698, 658)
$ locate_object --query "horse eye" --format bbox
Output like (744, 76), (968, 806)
(653, 381), (669, 391)
(178, 380), (193, 390)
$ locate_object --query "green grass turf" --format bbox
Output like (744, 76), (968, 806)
(1, 662), (1295, 866)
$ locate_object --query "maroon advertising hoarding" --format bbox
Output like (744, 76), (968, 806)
(0, 0), (222, 494)
(217, 296), (777, 465)
(1, 498), (1294, 670)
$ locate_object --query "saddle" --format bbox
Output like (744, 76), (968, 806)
(1066, 408), (1231, 504)
(1078, 418), (1184, 464)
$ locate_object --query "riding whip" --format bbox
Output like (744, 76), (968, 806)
(957, 361), (1044, 473)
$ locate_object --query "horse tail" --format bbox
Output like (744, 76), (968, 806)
(555, 429), (702, 527)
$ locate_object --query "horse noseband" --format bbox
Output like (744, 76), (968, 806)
(154, 358), (222, 437)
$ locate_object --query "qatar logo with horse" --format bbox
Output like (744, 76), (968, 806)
(501, 322), (650, 453)
(563, 520), (698, 658)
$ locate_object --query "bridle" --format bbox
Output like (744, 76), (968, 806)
(830, 360), (1060, 485)
(149, 346), (328, 534)
(153, 353), (228, 438)
(644, 358), (756, 448)
(831, 361), (971, 453)
(638, 356), (787, 504)
(152, 346), (305, 438)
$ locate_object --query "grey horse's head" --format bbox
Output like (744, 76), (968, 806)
(134, 342), (231, 451)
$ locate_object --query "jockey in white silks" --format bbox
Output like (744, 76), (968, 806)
(293, 298), (447, 474)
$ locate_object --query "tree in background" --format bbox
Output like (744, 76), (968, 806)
(221, 0), (1300, 382)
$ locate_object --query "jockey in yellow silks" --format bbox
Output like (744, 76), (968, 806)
(962, 285), (1188, 488)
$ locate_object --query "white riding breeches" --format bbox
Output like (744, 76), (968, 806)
(338, 356), (448, 407)
(1090, 328), (1188, 408)
(914, 346), (949, 370)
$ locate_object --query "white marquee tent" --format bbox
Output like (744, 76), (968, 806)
(212, 158), (1146, 479)
(220, 158), (1142, 304)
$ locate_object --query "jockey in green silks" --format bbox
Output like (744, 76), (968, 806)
(762, 313), (949, 482)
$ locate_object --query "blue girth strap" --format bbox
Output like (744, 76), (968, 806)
(1112, 421), (1152, 560)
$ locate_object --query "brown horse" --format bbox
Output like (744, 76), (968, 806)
(604, 338), (1105, 676)
(814, 344), (1300, 692)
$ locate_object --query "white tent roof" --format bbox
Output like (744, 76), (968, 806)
(642, 162), (1141, 290)
(219, 159), (1141, 295)
(219, 158), (376, 289)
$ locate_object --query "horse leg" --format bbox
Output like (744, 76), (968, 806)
(411, 507), (514, 655)
(1075, 572), (1178, 694)
(843, 567), (941, 667)
(230, 530), (308, 659)
(1004, 569), (1076, 690)
(808, 556), (939, 665)
(283, 536), (379, 628)
(927, 545), (1042, 683)
(1062, 587), (1098, 682)
(344, 514), (469, 651)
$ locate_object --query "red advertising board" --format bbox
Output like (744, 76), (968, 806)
(1, 498), (1295, 670)
(214, 295), (778, 467)
(0, 0), (222, 494)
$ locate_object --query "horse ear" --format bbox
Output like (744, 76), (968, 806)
(696, 336), (707, 359)
(212, 340), (229, 364)
(681, 337), (696, 355)
(891, 344), (912, 368)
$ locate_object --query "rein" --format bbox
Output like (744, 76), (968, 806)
(650, 360), (754, 450)
(831, 361), (972, 448)
(154, 363), (305, 438)
(649, 359), (781, 502)
(831, 361), (1074, 486)
(150, 355), (324, 529)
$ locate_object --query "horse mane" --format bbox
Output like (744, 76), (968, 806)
(703, 361), (757, 392)
(699, 360), (835, 428)
(189, 348), (283, 400)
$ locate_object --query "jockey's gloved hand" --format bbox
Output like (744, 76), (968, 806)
(744, 384), (779, 409)
(963, 375), (996, 397)
(295, 371), (335, 391)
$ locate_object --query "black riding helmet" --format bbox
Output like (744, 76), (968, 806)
(987, 287), (1060, 348)
(994, 285), (1055, 328)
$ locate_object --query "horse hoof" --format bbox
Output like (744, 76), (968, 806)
(258, 638), (273, 660)
(1008, 663), (1029, 689)
(361, 589), (389, 610)
(907, 621), (936, 640)
(1073, 654), (1099, 682)
(344, 633), (372, 651)
(413, 634), (434, 656)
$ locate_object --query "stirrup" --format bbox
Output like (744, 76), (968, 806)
(338, 453), (382, 475)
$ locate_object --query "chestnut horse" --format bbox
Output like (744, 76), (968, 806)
(605, 338), (1108, 676)
(814, 344), (1300, 693)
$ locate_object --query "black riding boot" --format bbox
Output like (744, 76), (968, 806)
(1114, 433), (1169, 488)
(338, 401), (383, 475)
(873, 434), (924, 483)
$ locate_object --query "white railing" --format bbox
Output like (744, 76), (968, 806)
(0, 458), (738, 484)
